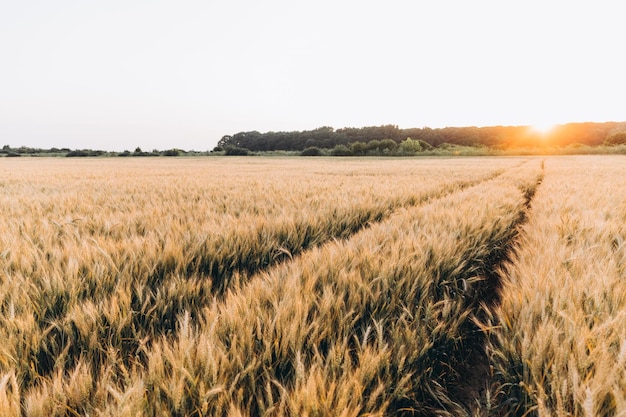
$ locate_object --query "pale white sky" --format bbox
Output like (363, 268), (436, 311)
(1, 1), (624, 151)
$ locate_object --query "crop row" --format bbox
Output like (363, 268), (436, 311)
(487, 156), (626, 416)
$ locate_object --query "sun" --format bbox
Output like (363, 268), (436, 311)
(529, 122), (557, 136)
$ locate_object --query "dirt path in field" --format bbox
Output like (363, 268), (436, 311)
(449, 161), (545, 415)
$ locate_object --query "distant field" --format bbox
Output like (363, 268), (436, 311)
(0, 156), (623, 416)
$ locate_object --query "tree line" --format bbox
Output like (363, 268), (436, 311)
(0, 145), (205, 157)
(2, 122), (625, 157)
(216, 122), (626, 153)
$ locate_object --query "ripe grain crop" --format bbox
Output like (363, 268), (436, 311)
(0, 156), (526, 416)
(136, 159), (543, 416)
(487, 156), (626, 416)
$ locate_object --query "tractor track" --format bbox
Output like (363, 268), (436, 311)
(31, 163), (518, 382)
(448, 160), (545, 416)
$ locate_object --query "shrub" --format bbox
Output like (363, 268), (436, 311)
(66, 150), (90, 157)
(350, 141), (367, 156)
(330, 144), (354, 156)
(224, 146), (250, 156)
(301, 146), (323, 156)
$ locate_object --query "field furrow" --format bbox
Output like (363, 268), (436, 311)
(486, 155), (626, 416)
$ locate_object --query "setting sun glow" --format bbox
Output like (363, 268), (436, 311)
(529, 122), (557, 136)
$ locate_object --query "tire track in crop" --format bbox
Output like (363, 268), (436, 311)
(138, 162), (520, 310)
(124, 162), (530, 344)
(448, 160), (544, 415)
(129, 166), (516, 342)
(202, 162), (532, 296)
(131, 161), (534, 345)
(29, 164), (507, 380)
(145, 159), (547, 416)
(28, 161), (530, 385)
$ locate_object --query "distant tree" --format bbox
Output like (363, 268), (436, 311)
(397, 138), (423, 155)
(231, 131), (262, 150)
(365, 140), (381, 154)
(416, 139), (434, 150)
(350, 141), (367, 156)
(132, 147), (151, 156)
(16, 146), (36, 154)
(379, 139), (398, 152)
(217, 135), (232, 149)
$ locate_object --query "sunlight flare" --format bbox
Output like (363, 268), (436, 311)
(529, 122), (557, 136)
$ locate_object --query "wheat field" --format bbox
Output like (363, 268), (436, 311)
(487, 156), (626, 416)
(0, 155), (623, 416)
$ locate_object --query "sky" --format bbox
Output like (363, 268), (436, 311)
(1, 1), (624, 151)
